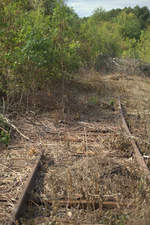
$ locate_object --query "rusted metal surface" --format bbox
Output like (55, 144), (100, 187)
(49, 220), (106, 225)
(10, 152), (43, 225)
(119, 99), (150, 180)
(31, 216), (106, 225)
(47, 199), (119, 210)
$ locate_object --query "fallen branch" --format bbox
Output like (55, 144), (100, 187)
(0, 114), (31, 141)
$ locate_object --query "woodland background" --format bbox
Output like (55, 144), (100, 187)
(1, 0), (150, 101)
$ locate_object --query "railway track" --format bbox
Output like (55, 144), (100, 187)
(1, 98), (150, 225)
(0, 145), (42, 224)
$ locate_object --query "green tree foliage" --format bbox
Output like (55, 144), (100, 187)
(50, 1), (81, 76)
(106, 8), (122, 21)
(1, 1), (150, 103)
(0, 0), (81, 98)
(91, 7), (108, 23)
(28, 0), (57, 14)
(0, 1), (23, 95)
(134, 6), (150, 29)
(79, 6), (150, 66)
(137, 27), (150, 62)
(0, 2), (52, 95)
(79, 18), (99, 66)
(91, 7), (122, 23)
(12, 7), (53, 92)
(79, 13), (122, 67)
(116, 11), (141, 40)
(97, 22), (122, 57)
(41, 0), (57, 15)
(122, 38), (138, 58)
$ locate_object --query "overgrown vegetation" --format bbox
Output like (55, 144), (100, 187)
(1, 2), (150, 224)
(1, 0), (150, 103)
(1, 0), (150, 143)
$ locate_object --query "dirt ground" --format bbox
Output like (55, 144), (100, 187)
(4, 70), (150, 225)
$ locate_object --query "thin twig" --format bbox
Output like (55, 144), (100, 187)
(0, 114), (31, 141)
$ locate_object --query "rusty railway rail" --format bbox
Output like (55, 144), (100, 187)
(119, 99), (150, 180)
(9, 152), (43, 225)
(6, 99), (150, 224)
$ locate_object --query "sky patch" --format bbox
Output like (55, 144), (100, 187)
(67, 0), (150, 17)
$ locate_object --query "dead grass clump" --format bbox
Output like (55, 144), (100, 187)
(127, 183), (150, 225)
(75, 68), (122, 98)
(103, 133), (133, 158)
(129, 209), (150, 225)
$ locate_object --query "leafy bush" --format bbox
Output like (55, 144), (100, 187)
(0, 0), (81, 101)
(137, 27), (150, 63)
(115, 11), (141, 40)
